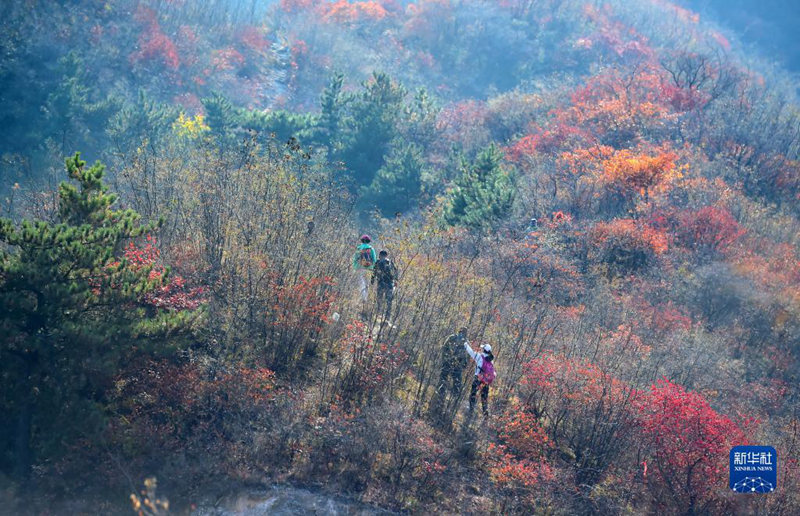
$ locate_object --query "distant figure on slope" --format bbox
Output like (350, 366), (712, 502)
(464, 341), (496, 417)
(352, 234), (377, 303)
(438, 327), (468, 401)
(371, 249), (397, 323)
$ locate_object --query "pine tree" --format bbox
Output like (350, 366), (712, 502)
(360, 142), (426, 217)
(341, 72), (407, 187)
(203, 92), (238, 144)
(0, 153), (192, 480)
(443, 144), (515, 231)
(106, 89), (179, 156)
(43, 52), (119, 156)
(317, 72), (348, 157)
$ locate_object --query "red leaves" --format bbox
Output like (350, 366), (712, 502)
(674, 205), (744, 254)
(339, 320), (407, 397)
(487, 442), (553, 491)
(211, 47), (246, 72)
(487, 408), (553, 502)
(238, 26), (271, 53)
(270, 276), (335, 334)
(280, 0), (315, 13)
(496, 410), (551, 458)
(122, 238), (206, 310)
(635, 379), (746, 511)
(581, 4), (655, 61)
(130, 6), (180, 71)
(507, 124), (586, 161)
(435, 100), (490, 149)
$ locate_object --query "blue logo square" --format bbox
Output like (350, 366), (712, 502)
(730, 445), (777, 493)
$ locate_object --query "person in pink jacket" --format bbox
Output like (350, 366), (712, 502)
(463, 341), (495, 417)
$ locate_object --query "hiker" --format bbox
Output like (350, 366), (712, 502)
(352, 234), (377, 302)
(438, 327), (468, 400)
(464, 341), (496, 417)
(371, 249), (397, 321)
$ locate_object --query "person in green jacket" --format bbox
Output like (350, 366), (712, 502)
(352, 234), (377, 302)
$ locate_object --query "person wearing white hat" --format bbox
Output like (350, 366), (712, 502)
(463, 341), (496, 417)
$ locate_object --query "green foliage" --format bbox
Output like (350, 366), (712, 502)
(0, 153), (190, 479)
(203, 92), (317, 146)
(339, 72), (407, 187)
(443, 144), (515, 231)
(360, 142), (426, 217)
(107, 90), (179, 155)
(238, 109), (318, 144)
(43, 52), (119, 156)
(202, 92), (238, 144)
(317, 72), (348, 156)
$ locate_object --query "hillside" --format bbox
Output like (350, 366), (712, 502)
(1, 1), (799, 514)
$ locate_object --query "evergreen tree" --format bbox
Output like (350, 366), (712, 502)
(340, 72), (407, 187)
(106, 89), (179, 157)
(443, 144), (515, 231)
(361, 142), (426, 217)
(401, 88), (439, 149)
(203, 92), (238, 144)
(317, 72), (348, 157)
(238, 109), (317, 143)
(204, 93), (316, 146)
(43, 52), (119, 157)
(0, 154), (192, 480)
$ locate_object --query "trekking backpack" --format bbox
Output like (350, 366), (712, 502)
(376, 259), (395, 285)
(478, 360), (496, 386)
(358, 246), (375, 268)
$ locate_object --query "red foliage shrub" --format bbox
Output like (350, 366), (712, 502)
(280, 0), (315, 13)
(582, 4), (655, 61)
(238, 26), (271, 53)
(635, 379), (746, 514)
(507, 123), (586, 162)
(211, 47), (246, 72)
(674, 205), (744, 255)
(338, 320), (408, 403)
(593, 147), (680, 200)
(270, 275), (335, 334)
(518, 353), (641, 486)
(557, 69), (676, 147)
(108, 360), (277, 468)
(320, 1), (391, 24)
(130, 7), (180, 71)
(435, 100), (490, 150)
(122, 237), (206, 310)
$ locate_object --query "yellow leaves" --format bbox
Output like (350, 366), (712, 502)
(173, 112), (210, 139)
(578, 145), (681, 199)
(130, 477), (169, 516)
(130, 494), (141, 511)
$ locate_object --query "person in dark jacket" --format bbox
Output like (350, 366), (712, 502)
(371, 250), (397, 321)
(438, 327), (468, 400)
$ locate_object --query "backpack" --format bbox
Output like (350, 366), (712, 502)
(376, 259), (395, 285)
(358, 246), (375, 268)
(478, 359), (496, 386)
